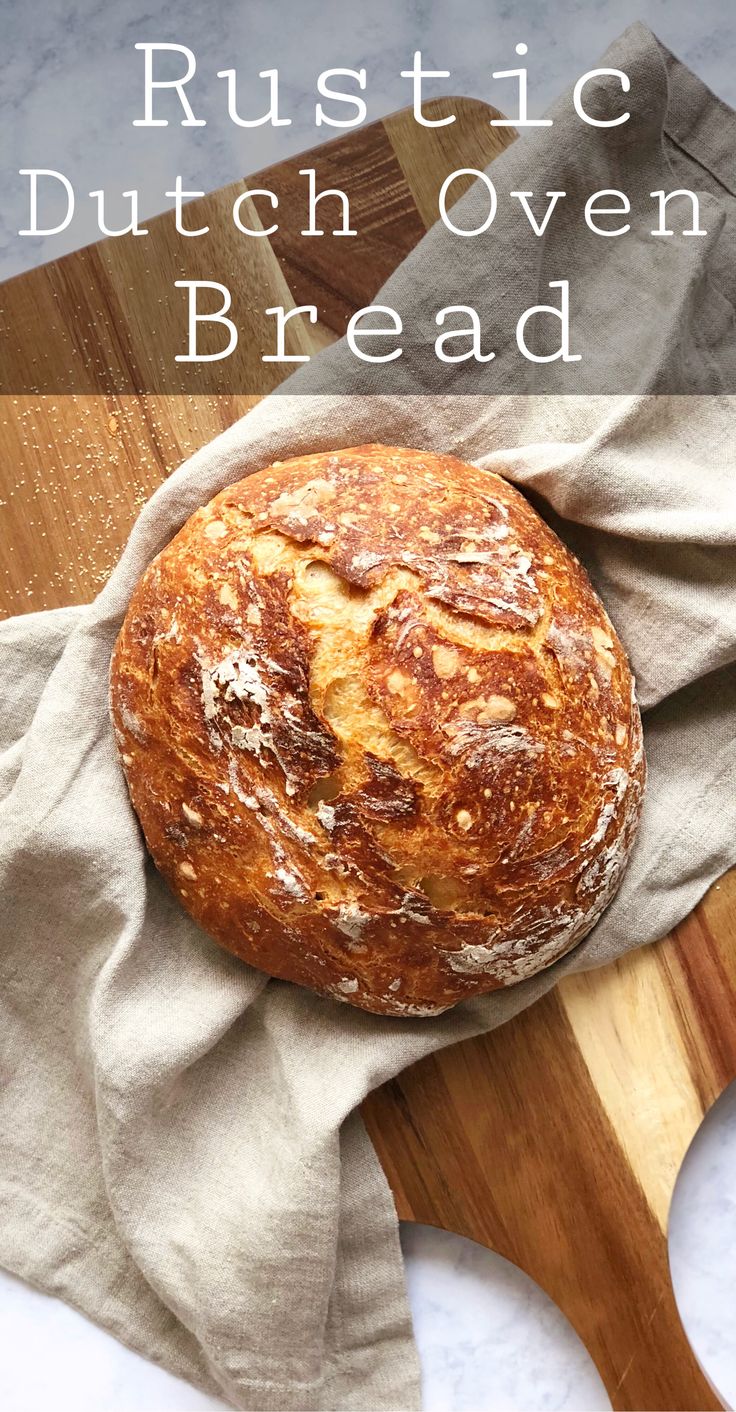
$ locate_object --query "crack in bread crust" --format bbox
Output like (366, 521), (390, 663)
(110, 445), (646, 1017)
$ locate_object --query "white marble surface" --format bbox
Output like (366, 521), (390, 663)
(3, 0), (736, 279)
(3, 1), (736, 1407)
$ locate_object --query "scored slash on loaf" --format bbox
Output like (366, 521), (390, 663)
(110, 445), (645, 1017)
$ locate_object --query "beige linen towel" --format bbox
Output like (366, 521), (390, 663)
(2, 26), (736, 1412)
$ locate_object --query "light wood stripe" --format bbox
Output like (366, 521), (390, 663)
(384, 96), (513, 231)
(559, 954), (706, 1230)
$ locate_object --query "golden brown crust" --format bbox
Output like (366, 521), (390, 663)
(110, 445), (645, 1016)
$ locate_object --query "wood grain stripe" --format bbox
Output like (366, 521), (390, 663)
(384, 96), (514, 230)
(559, 954), (706, 1231)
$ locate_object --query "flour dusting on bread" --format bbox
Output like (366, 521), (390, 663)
(110, 445), (645, 1017)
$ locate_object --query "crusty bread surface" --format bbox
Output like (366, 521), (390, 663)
(110, 445), (645, 1016)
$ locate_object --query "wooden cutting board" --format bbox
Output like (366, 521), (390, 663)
(1, 98), (734, 1412)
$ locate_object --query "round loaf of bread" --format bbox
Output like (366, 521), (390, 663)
(110, 445), (645, 1017)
